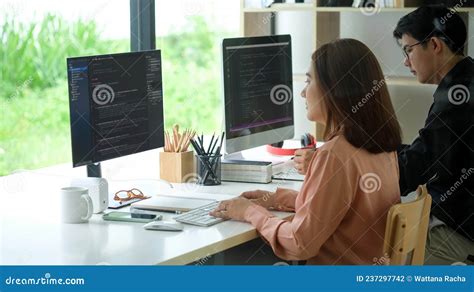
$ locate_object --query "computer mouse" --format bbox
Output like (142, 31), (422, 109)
(143, 220), (184, 232)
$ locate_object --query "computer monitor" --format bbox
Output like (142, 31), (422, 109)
(222, 35), (294, 154)
(67, 50), (164, 174)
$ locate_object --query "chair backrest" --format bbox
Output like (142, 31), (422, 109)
(383, 186), (432, 265)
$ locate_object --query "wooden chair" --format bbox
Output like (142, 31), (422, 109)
(383, 185), (432, 265)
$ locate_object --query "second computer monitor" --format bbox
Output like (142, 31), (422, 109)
(67, 50), (164, 168)
(222, 35), (294, 154)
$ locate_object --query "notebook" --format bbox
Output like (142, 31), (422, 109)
(131, 195), (216, 213)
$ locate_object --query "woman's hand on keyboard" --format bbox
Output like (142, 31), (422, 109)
(210, 198), (253, 221)
(241, 190), (275, 209)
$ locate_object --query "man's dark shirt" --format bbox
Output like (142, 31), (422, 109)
(398, 57), (473, 241)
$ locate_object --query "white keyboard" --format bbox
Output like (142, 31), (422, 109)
(173, 201), (225, 227)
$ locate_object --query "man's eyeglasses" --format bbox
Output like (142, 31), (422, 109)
(113, 188), (150, 202)
(402, 40), (427, 60)
(401, 36), (450, 60)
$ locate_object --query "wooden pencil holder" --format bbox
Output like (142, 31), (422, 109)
(159, 151), (195, 183)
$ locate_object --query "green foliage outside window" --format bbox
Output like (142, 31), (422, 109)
(0, 15), (230, 175)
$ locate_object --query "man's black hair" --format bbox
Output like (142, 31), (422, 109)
(393, 5), (467, 55)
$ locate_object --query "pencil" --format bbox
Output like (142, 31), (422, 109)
(207, 133), (215, 155)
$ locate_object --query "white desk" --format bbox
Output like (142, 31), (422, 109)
(0, 149), (302, 265)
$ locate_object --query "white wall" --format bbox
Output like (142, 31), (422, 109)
(275, 12), (316, 138)
(387, 83), (436, 144)
(340, 12), (411, 77)
(275, 12), (315, 74)
(274, 12), (413, 139)
(275, 12), (413, 77)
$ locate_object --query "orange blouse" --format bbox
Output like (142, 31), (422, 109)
(244, 135), (400, 264)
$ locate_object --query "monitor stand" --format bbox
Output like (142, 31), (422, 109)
(87, 163), (102, 178)
(85, 162), (139, 209)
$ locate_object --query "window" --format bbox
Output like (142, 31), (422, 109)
(0, 0), (240, 175)
(0, 0), (130, 175)
(155, 0), (240, 133)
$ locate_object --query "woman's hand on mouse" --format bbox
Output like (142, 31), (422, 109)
(209, 197), (254, 221)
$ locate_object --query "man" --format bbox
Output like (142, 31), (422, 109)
(392, 5), (473, 265)
(294, 6), (473, 265)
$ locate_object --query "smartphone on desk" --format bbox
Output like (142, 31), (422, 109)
(103, 212), (162, 223)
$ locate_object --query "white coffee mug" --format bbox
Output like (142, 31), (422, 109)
(60, 187), (93, 223)
(70, 178), (108, 214)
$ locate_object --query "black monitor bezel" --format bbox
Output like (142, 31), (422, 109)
(221, 34), (294, 153)
(66, 50), (164, 168)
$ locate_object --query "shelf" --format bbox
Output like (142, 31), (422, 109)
(315, 7), (413, 12)
(242, 0), (472, 142)
(242, 3), (314, 13)
(243, 5), (474, 13)
(315, 7), (474, 12)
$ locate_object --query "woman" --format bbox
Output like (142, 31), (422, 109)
(211, 39), (403, 265)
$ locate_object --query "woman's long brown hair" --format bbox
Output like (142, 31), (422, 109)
(312, 38), (402, 153)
